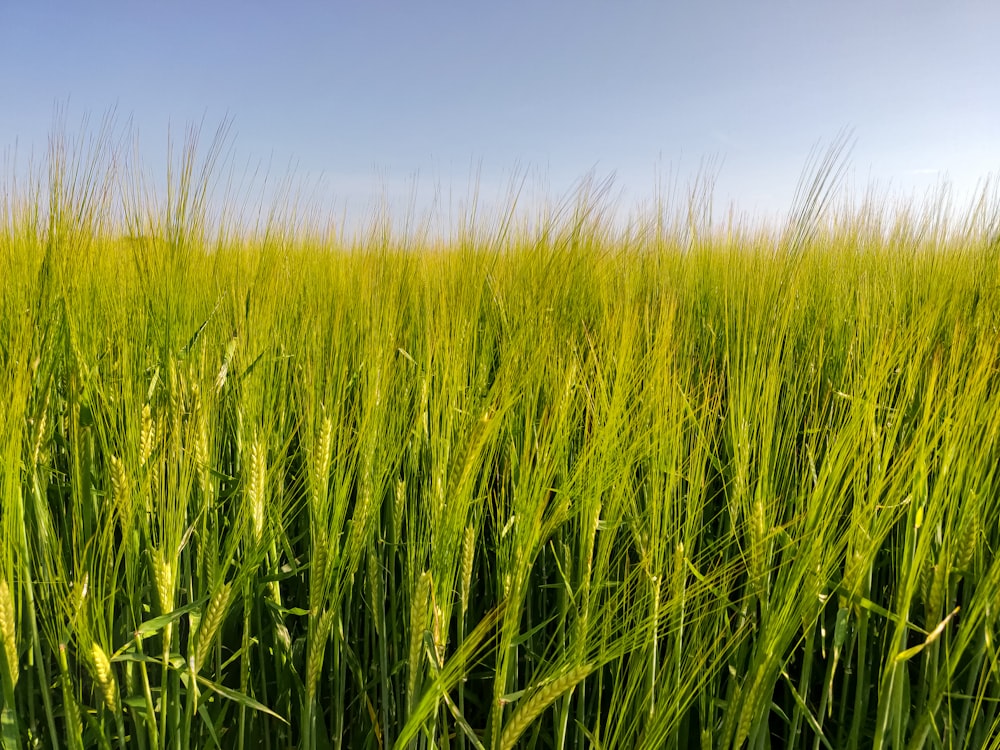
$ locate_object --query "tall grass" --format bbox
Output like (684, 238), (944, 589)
(1, 128), (1000, 748)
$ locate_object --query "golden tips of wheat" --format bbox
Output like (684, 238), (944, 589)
(247, 438), (266, 544)
(407, 571), (432, 712)
(31, 389), (49, 467)
(431, 601), (446, 667)
(194, 582), (232, 673)
(927, 558), (948, 618)
(168, 358), (184, 429)
(151, 549), (175, 616)
(309, 540), (328, 617)
(313, 416), (333, 494)
(215, 337), (237, 393)
(123, 658), (136, 697)
(750, 497), (768, 596)
(584, 502), (601, 578)
(275, 621), (292, 653)
(918, 557), (932, 606)
(351, 480), (376, 548)
(461, 524), (475, 617)
(418, 377), (430, 443)
(734, 653), (777, 748)
(673, 541), (685, 586)
(429, 472), (444, 529)
(955, 512), (980, 573)
(68, 573), (89, 630)
(393, 479), (406, 534)
(367, 546), (382, 635)
(0, 579), (18, 688)
(194, 400), (211, 493)
(734, 674), (762, 747)
(60, 646), (85, 744)
(499, 664), (593, 750)
(843, 541), (864, 594)
(109, 454), (128, 510)
(305, 608), (336, 702)
(139, 404), (155, 467)
(91, 642), (119, 714)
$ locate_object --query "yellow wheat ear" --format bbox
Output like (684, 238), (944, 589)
(91, 643), (118, 715)
(0, 579), (17, 690)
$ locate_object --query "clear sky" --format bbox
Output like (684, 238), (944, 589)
(2, 0), (998, 233)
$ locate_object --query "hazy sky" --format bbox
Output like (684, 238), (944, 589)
(2, 1), (998, 230)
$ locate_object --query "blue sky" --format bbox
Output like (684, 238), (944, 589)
(2, 1), (998, 232)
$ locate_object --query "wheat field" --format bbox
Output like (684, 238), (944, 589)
(2, 131), (1000, 748)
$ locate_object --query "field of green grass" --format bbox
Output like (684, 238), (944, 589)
(2, 133), (1000, 749)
